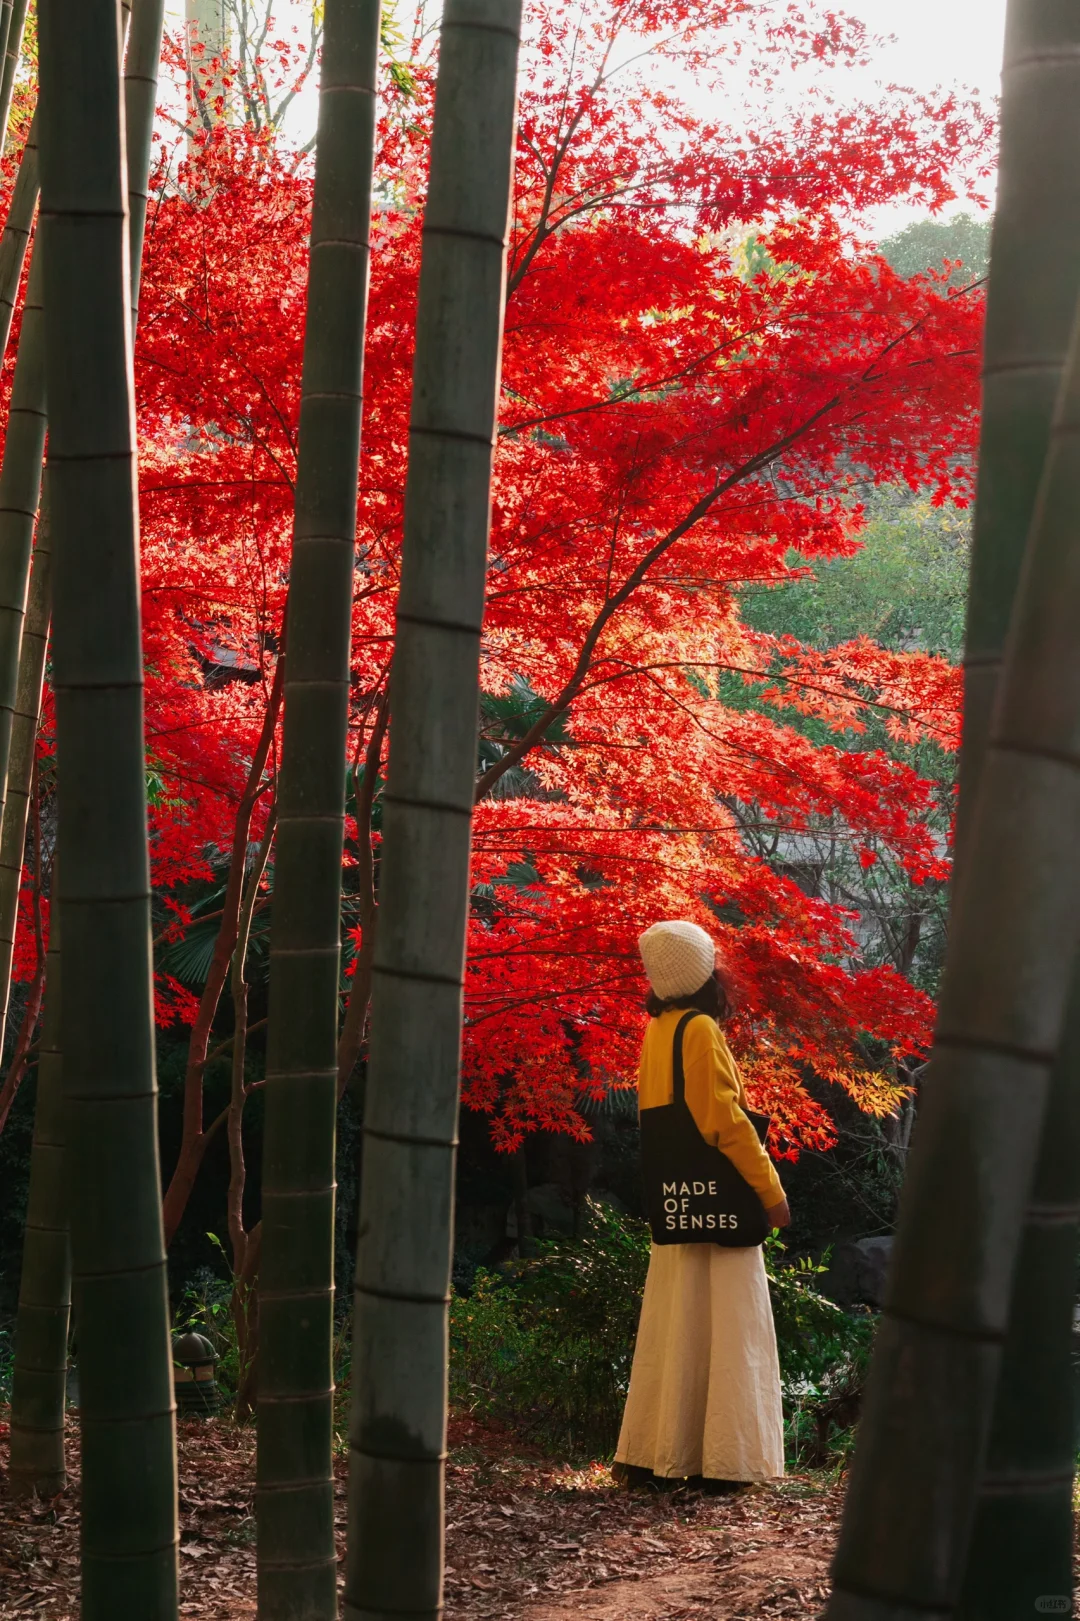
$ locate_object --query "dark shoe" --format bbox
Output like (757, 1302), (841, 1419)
(611, 1462), (659, 1491)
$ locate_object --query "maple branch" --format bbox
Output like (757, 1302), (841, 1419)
(472, 822), (829, 836)
(152, 897), (270, 950)
(498, 328), (765, 437)
(162, 654), (283, 1247)
(474, 392), (844, 801)
(506, 24), (621, 298)
(574, 657), (958, 741)
(476, 281), (977, 805)
(206, 1014), (267, 1068)
(463, 967), (638, 1027)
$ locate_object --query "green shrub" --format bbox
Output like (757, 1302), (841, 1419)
(450, 1201), (873, 1467)
(0, 1317), (12, 1403)
(173, 1260), (242, 1396)
(451, 1197), (650, 1456)
(765, 1235), (874, 1468)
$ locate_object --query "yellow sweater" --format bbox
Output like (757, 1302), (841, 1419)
(638, 1010), (784, 1209)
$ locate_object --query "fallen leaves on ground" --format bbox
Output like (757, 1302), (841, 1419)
(0, 1411), (844, 1619)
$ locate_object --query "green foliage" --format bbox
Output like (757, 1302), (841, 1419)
(736, 486), (965, 1000)
(450, 1200), (872, 1468)
(476, 674), (570, 803)
(451, 1198), (651, 1456)
(0, 1316), (13, 1401)
(764, 1235), (874, 1469)
(742, 489), (969, 661)
(878, 212), (990, 285)
(173, 1255), (242, 1396)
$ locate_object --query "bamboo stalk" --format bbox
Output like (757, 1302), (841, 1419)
(36, 0), (177, 1613)
(0, 761), (44, 1135)
(123, 0), (165, 325)
(0, 0), (27, 152)
(0, 245), (49, 1023)
(0, 496), (52, 1049)
(0, 111), (39, 372)
(255, 0), (381, 1611)
(7, 889), (69, 1499)
(0, 7), (13, 105)
(0, 0), (157, 1084)
(344, 3), (521, 1615)
(827, 292), (1080, 1617)
(950, 6), (1080, 1613)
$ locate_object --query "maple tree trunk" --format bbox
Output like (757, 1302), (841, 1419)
(254, 0), (380, 1611)
(232, 1220), (262, 1423)
(512, 1145), (535, 1257)
(160, 659), (282, 1248)
(37, 0), (178, 1613)
(827, 284), (1080, 1614)
(224, 806), (272, 1422)
(335, 693), (387, 1097)
(949, 5), (1080, 1612)
(8, 893), (68, 1498)
(344, 4), (520, 1615)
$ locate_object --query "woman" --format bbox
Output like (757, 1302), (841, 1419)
(613, 919), (790, 1488)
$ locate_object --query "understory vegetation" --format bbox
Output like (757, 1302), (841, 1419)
(448, 1201), (873, 1468)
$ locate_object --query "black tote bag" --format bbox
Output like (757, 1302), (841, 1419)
(640, 1010), (769, 1248)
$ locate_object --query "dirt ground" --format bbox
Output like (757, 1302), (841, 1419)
(0, 1413), (841, 1619)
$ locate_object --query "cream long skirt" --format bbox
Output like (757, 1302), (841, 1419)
(615, 1242), (785, 1482)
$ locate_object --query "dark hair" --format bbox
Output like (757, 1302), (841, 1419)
(645, 967), (731, 1022)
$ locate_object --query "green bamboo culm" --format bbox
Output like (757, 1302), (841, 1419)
(8, 890), (68, 1498)
(4, 0), (165, 1517)
(0, 111), (39, 368)
(0, 495), (51, 1025)
(123, 0), (165, 327)
(0, 6), (13, 103)
(0, 244), (49, 1038)
(344, 4), (520, 1615)
(957, 0), (1080, 851)
(254, 0), (381, 1615)
(827, 294), (1080, 1618)
(0, 0), (160, 1047)
(950, 6), (1080, 1613)
(0, 0), (28, 152)
(36, 0), (178, 1614)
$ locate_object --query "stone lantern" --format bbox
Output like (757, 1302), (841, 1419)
(172, 1331), (221, 1417)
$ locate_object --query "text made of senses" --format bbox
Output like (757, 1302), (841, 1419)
(661, 1180), (739, 1231)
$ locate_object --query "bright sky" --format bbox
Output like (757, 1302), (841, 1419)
(164, 0), (1009, 237)
(841, 0), (1007, 96)
(831, 0), (1007, 236)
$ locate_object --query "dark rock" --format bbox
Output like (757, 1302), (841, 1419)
(822, 1235), (893, 1307)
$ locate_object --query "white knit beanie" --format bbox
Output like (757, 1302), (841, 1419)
(638, 920), (716, 1001)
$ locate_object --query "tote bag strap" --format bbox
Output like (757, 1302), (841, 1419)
(672, 1009), (707, 1108)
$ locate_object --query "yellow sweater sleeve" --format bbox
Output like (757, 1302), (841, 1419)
(681, 1017), (785, 1209)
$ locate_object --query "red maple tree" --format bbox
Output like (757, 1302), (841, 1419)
(0, 0), (991, 1216)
